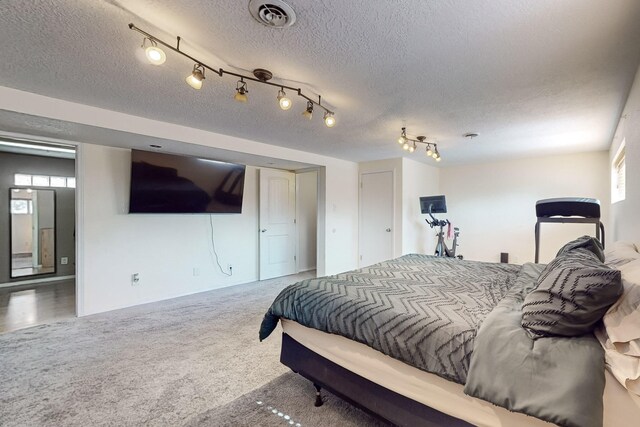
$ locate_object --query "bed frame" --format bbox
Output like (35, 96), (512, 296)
(280, 333), (472, 427)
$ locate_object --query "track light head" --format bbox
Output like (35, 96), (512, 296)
(408, 143), (416, 153)
(185, 64), (205, 90)
(398, 127), (407, 144)
(143, 38), (166, 65)
(302, 101), (313, 119)
(277, 88), (292, 110)
(426, 146), (433, 157)
(324, 111), (336, 128)
(235, 79), (248, 102)
(402, 141), (410, 151)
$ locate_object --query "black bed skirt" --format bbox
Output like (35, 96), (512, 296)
(280, 333), (472, 427)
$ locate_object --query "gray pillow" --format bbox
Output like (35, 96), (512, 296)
(522, 248), (622, 339)
(556, 235), (605, 262)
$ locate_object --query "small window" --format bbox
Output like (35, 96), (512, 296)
(14, 173), (32, 186)
(50, 176), (67, 187)
(612, 140), (626, 203)
(32, 175), (50, 187)
(10, 199), (33, 215)
(66, 177), (76, 188)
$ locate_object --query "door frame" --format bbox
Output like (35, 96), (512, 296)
(294, 168), (319, 273)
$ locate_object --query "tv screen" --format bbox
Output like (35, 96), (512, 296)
(129, 150), (246, 214)
(419, 195), (447, 214)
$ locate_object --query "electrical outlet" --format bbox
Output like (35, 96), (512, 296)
(193, 267), (200, 277)
(131, 273), (140, 286)
(227, 264), (233, 275)
(61, 257), (68, 265)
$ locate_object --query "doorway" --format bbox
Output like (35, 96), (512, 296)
(259, 168), (318, 280)
(359, 170), (394, 267)
(0, 139), (76, 333)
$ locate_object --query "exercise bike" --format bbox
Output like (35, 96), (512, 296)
(420, 195), (463, 259)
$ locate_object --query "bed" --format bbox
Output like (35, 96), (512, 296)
(259, 242), (640, 427)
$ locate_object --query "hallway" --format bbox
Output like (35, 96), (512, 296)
(0, 280), (75, 333)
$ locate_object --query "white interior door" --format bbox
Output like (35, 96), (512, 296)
(259, 168), (296, 280)
(359, 171), (394, 267)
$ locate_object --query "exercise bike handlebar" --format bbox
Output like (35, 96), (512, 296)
(426, 207), (449, 229)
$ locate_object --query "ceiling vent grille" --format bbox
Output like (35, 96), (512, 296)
(249, 0), (296, 28)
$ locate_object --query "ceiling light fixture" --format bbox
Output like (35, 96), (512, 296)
(397, 128), (442, 162)
(185, 64), (206, 90)
(302, 101), (313, 119)
(142, 38), (166, 65)
(0, 140), (76, 154)
(235, 79), (248, 102)
(129, 23), (336, 127)
(277, 88), (292, 110)
(323, 111), (336, 128)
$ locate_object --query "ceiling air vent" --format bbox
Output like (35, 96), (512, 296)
(249, 0), (296, 28)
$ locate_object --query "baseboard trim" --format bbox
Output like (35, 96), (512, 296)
(0, 275), (75, 289)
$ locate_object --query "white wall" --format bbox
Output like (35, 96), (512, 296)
(401, 158), (440, 255)
(296, 170), (318, 272)
(610, 64), (640, 244)
(80, 145), (260, 314)
(11, 214), (32, 254)
(440, 151), (610, 264)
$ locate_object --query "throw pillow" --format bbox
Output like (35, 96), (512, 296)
(522, 248), (622, 339)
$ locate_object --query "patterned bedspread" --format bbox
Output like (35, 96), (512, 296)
(259, 254), (521, 384)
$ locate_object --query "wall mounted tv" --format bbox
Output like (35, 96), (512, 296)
(129, 149), (246, 214)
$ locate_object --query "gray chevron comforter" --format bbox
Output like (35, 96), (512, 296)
(259, 253), (521, 384)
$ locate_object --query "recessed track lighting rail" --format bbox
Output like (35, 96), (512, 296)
(128, 23), (336, 127)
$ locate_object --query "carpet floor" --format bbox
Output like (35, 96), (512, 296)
(190, 372), (385, 427)
(0, 271), (374, 427)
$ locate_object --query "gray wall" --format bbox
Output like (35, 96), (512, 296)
(610, 64), (640, 244)
(0, 152), (75, 283)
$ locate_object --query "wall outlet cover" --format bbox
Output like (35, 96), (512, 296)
(61, 257), (69, 265)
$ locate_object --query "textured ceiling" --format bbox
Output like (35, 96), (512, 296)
(0, 0), (639, 165)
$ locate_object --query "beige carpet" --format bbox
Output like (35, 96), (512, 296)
(0, 272), (324, 427)
(190, 371), (385, 427)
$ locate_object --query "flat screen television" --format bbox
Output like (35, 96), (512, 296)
(129, 149), (246, 214)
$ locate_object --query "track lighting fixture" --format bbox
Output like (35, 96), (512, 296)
(302, 101), (313, 119)
(235, 79), (248, 102)
(324, 112), (336, 128)
(277, 88), (292, 110)
(397, 128), (442, 162)
(185, 64), (205, 90)
(143, 38), (166, 65)
(129, 23), (336, 128)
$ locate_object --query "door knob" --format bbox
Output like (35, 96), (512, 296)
(386, 228), (391, 232)
(261, 229), (267, 232)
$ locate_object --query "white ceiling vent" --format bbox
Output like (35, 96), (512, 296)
(248, 0), (296, 28)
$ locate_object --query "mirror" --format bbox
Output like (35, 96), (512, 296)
(10, 188), (56, 278)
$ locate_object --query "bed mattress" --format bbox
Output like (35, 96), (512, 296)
(282, 319), (640, 427)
